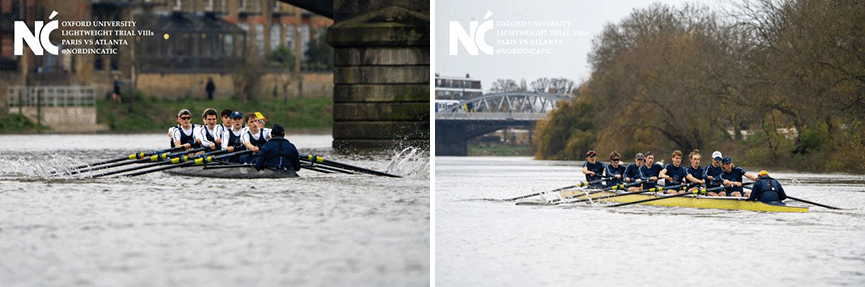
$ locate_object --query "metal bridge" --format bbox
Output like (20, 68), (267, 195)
(435, 92), (570, 156)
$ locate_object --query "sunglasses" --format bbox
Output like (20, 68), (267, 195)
(180, 116), (191, 120)
(611, 158), (620, 161)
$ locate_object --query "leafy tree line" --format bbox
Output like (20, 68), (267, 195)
(535, 0), (865, 172)
(490, 78), (576, 94)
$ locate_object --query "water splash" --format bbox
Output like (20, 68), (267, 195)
(0, 152), (80, 179)
(385, 147), (429, 179)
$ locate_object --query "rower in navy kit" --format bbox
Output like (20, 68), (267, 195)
(172, 109), (198, 150)
(639, 151), (664, 190)
(240, 112), (271, 163)
(220, 108), (233, 132)
(684, 149), (706, 193)
(659, 150), (687, 194)
(720, 157), (757, 197)
(581, 150), (605, 188)
(221, 111), (245, 163)
(253, 124), (301, 175)
(623, 153), (645, 191)
(604, 151), (626, 188)
(196, 108), (223, 152)
(747, 170), (787, 205)
(703, 151), (725, 196)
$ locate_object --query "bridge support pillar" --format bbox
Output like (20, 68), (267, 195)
(328, 1), (430, 151)
(435, 122), (469, 156)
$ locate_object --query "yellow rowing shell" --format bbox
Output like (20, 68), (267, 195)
(553, 190), (809, 213)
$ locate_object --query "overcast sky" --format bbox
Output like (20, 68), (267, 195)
(435, 0), (723, 92)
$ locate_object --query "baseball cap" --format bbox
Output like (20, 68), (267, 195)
(712, 151), (722, 162)
(758, 170), (769, 177)
(177, 109), (191, 118)
(230, 111), (243, 119)
(586, 150), (596, 157)
(254, 112), (266, 121)
(271, 124), (285, 137)
(721, 157), (732, 164)
(635, 152), (644, 160)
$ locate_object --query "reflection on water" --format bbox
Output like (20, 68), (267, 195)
(0, 134), (430, 286)
(436, 156), (865, 286)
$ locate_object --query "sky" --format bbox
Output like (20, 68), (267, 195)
(435, 0), (722, 92)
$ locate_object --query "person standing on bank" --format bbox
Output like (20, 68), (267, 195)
(111, 74), (122, 103)
(206, 77), (216, 101)
(581, 150), (605, 188)
(748, 170), (787, 205)
(253, 124), (301, 175)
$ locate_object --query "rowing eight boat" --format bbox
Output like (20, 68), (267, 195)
(517, 189), (808, 213)
(164, 165), (298, 179)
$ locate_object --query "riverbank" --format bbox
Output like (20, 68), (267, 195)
(96, 90), (333, 133)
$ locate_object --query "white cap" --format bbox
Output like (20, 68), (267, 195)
(711, 151), (722, 160)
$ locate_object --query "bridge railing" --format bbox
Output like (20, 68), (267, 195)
(435, 112), (547, 121)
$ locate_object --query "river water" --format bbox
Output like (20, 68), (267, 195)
(0, 134), (429, 287)
(436, 156), (865, 286)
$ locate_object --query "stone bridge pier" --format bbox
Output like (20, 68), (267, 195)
(327, 1), (430, 151)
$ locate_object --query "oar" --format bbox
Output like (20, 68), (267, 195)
(301, 164), (334, 174)
(305, 164), (354, 174)
(785, 196), (843, 210)
(606, 182), (753, 208)
(740, 185), (843, 210)
(69, 147), (209, 176)
(56, 146), (186, 175)
(506, 177), (611, 201)
(118, 150), (253, 177)
(553, 181), (677, 205)
(89, 149), (226, 178)
(300, 154), (401, 178)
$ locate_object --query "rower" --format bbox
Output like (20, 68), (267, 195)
(747, 170), (787, 205)
(172, 109), (198, 150)
(253, 111), (271, 136)
(240, 112), (271, 163)
(684, 149), (706, 193)
(659, 150), (687, 194)
(639, 151), (664, 191)
(253, 124), (301, 174)
(196, 108), (223, 152)
(220, 108), (233, 131)
(168, 117), (180, 148)
(623, 153), (645, 191)
(604, 151), (626, 188)
(221, 111), (246, 163)
(581, 150), (605, 188)
(703, 151), (725, 196)
(720, 157), (757, 197)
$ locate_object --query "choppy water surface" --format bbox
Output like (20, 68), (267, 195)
(0, 134), (429, 286)
(436, 157), (865, 286)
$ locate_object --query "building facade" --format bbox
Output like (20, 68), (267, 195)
(434, 74), (481, 101)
